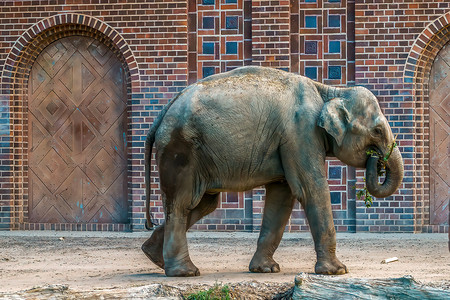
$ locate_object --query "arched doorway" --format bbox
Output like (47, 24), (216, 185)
(27, 36), (128, 224)
(403, 14), (450, 232)
(428, 41), (449, 226)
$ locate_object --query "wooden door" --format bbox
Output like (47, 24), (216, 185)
(28, 36), (128, 224)
(429, 41), (449, 225)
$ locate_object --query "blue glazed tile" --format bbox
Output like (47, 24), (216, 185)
(329, 0), (340, 2)
(0, 223), (11, 229)
(400, 214), (414, 220)
(203, 42), (215, 54)
(226, 42), (238, 54)
(329, 41), (340, 53)
(330, 192), (341, 204)
(333, 211), (346, 219)
(203, 67), (215, 78)
(329, 166), (341, 179)
(203, 17), (215, 29)
(328, 66), (341, 79)
(0, 125), (9, 136)
(226, 0), (237, 2)
(343, 219), (356, 225)
(305, 67), (317, 80)
(305, 41), (317, 54)
(305, 0), (316, 2)
(226, 16), (238, 29)
(404, 71), (414, 77)
(329, 15), (340, 27)
(305, 16), (317, 28)
(202, 0), (214, 5)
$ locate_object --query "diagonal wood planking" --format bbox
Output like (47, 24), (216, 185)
(28, 36), (128, 224)
(429, 41), (450, 226)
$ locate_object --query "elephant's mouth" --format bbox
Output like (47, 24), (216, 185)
(365, 146), (384, 170)
(367, 145), (384, 158)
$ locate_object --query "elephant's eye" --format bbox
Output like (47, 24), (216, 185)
(373, 127), (383, 136)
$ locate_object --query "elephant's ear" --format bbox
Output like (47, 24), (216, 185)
(317, 98), (350, 147)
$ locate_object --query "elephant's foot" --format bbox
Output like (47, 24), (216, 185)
(141, 225), (164, 269)
(249, 254), (280, 273)
(165, 260), (200, 277)
(315, 257), (348, 275)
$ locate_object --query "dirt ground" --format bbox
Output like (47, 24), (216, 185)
(0, 231), (449, 298)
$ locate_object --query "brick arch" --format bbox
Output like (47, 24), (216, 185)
(1, 14), (139, 230)
(404, 12), (450, 83)
(2, 14), (139, 82)
(403, 12), (450, 233)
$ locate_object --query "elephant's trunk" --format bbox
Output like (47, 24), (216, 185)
(365, 146), (403, 198)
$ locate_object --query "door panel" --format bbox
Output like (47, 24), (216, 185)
(28, 36), (128, 224)
(429, 41), (450, 225)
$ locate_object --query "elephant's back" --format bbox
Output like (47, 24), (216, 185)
(158, 66), (316, 143)
(196, 66), (299, 96)
(189, 68), (299, 129)
(154, 66), (318, 190)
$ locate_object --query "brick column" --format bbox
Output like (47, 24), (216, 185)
(252, 0), (290, 70)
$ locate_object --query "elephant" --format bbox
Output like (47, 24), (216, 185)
(141, 66), (404, 277)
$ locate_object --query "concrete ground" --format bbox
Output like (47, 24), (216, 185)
(0, 231), (448, 298)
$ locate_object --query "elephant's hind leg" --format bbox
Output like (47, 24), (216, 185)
(148, 129), (204, 277)
(142, 224), (165, 269)
(186, 192), (220, 227)
(142, 193), (220, 270)
(249, 181), (295, 273)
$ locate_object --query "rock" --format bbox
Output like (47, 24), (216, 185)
(293, 273), (450, 299)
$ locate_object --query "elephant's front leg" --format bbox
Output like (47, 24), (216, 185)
(250, 182), (295, 273)
(301, 180), (348, 275)
(282, 146), (348, 275)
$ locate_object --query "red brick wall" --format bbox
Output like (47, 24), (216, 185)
(0, 0), (448, 233)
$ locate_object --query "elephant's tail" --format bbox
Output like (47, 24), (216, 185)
(145, 94), (181, 230)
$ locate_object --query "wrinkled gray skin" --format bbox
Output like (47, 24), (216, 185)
(142, 66), (404, 277)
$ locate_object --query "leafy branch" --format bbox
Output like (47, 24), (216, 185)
(185, 284), (231, 300)
(357, 139), (397, 208)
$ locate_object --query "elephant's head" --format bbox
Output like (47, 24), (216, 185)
(318, 86), (404, 198)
